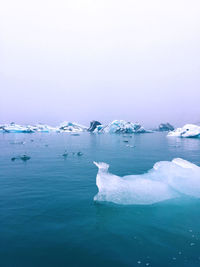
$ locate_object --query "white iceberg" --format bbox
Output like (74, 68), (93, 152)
(59, 121), (87, 132)
(0, 121), (87, 133)
(94, 158), (200, 205)
(1, 123), (59, 133)
(2, 123), (35, 133)
(34, 124), (59, 132)
(168, 124), (200, 138)
(94, 120), (147, 134)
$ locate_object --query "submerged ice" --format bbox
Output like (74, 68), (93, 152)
(94, 158), (200, 205)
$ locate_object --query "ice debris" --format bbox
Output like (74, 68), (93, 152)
(94, 158), (200, 205)
(168, 124), (200, 138)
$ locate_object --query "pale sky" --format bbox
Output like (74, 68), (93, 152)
(0, 0), (200, 127)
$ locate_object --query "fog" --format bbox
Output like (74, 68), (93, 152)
(1, 0), (200, 128)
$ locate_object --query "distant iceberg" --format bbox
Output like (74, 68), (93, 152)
(1, 123), (35, 133)
(35, 124), (59, 132)
(158, 123), (174, 132)
(59, 121), (87, 132)
(0, 122), (58, 133)
(0, 121), (87, 133)
(88, 121), (102, 132)
(94, 158), (200, 205)
(94, 120), (148, 134)
(168, 124), (200, 138)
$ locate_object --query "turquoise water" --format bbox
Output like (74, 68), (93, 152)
(0, 132), (200, 267)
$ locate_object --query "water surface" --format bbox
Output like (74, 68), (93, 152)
(0, 132), (200, 267)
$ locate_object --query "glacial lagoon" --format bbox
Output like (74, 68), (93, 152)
(0, 132), (200, 266)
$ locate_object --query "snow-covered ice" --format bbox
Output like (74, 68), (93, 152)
(0, 122), (87, 133)
(1, 123), (35, 133)
(94, 158), (200, 205)
(168, 124), (200, 138)
(59, 121), (87, 132)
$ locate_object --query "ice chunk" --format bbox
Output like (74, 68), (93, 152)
(158, 123), (174, 131)
(2, 123), (35, 133)
(0, 122), (59, 133)
(59, 121), (87, 132)
(94, 158), (200, 205)
(94, 120), (148, 134)
(88, 121), (102, 132)
(168, 124), (200, 138)
(34, 124), (58, 132)
(0, 121), (86, 133)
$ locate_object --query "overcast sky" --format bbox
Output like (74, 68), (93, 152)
(0, 0), (200, 127)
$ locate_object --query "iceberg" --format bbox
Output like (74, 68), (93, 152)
(88, 121), (102, 132)
(0, 122), (87, 133)
(94, 158), (200, 205)
(2, 123), (35, 133)
(94, 120), (147, 134)
(59, 121), (87, 132)
(34, 124), (58, 132)
(0, 123), (58, 133)
(168, 124), (200, 138)
(158, 123), (174, 132)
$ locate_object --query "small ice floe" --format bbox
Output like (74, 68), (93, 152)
(21, 155), (31, 161)
(71, 133), (80, 136)
(62, 151), (68, 158)
(126, 145), (135, 148)
(11, 155), (31, 162)
(10, 141), (26, 145)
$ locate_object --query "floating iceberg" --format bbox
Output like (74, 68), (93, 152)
(34, 124), (58, 132)
(158, 123), (174, 132)
(168, 124), (200, 138)
(0, 123), (58, 133)
(59, 121), (87, 132)
(0, 122), (87, 133)
(2, 123), (35, 133)
(94, 120), (147, 134)
(94, 158), (200, 205)
(88, 120), (102, 132)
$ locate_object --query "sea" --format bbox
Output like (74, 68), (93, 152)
(0, 132), (200, 267)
